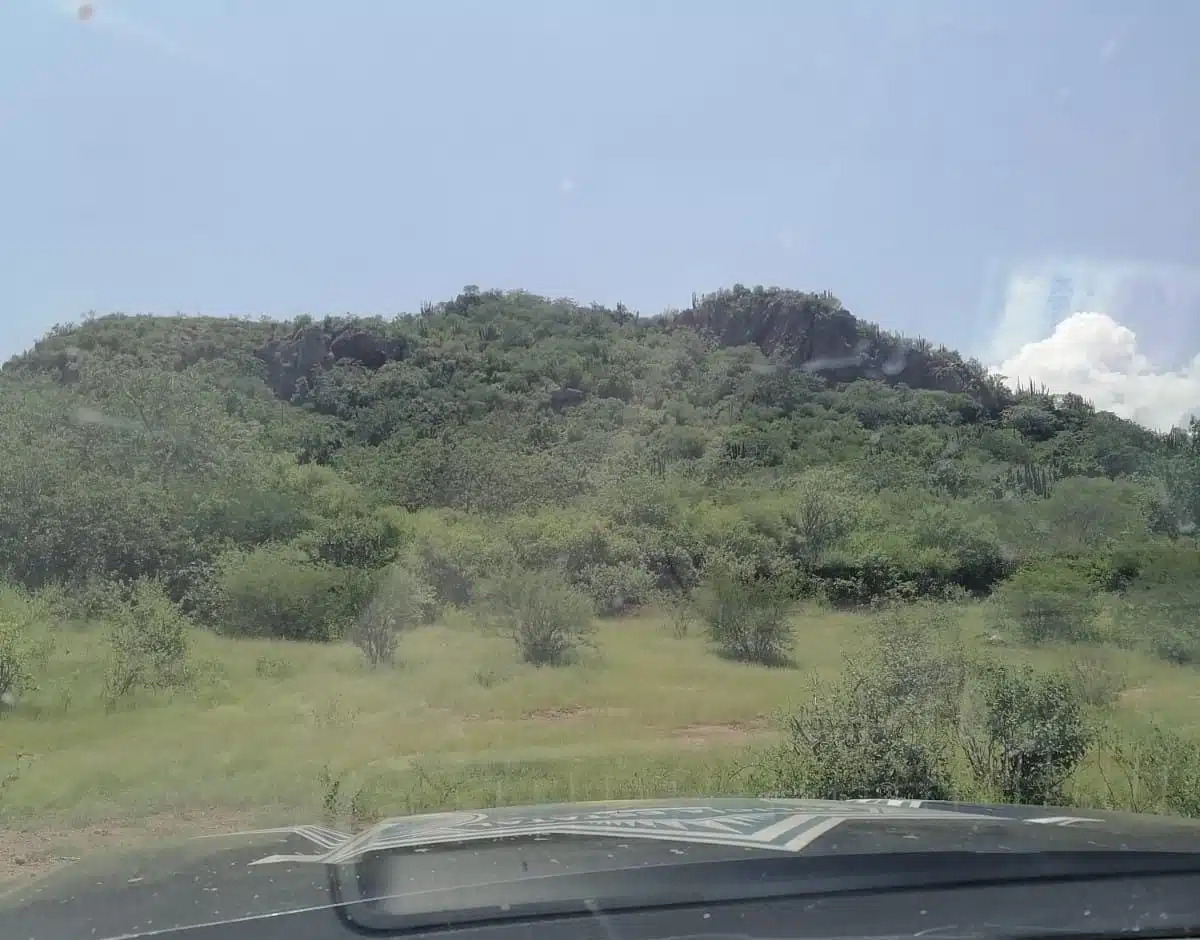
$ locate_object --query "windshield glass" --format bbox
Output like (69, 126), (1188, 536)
(2, 3), (1200, 939)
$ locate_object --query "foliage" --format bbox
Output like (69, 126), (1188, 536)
(206, 545), (368, 642)
(5, 286), (1200, 823)
(1102, 723), (1200, 818)
(756, 612), (965, 800)
(1112, 544), (1200, 665)
(350, 564), (436, 666)
(473, 568), (596, 666)
(1062, 650), (1127, 711)
(694, 565), (795, 665)
(990, 561), (1101, 644)
(1, 283), (1197, 647)
(961, 663), (1092, 806)
(776, 467), (862, 565)
(0, 587), (56, 708)
(103, 578), (193, 706)
(0, 616), (36, 707)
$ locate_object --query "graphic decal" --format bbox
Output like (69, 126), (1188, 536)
(849, 799), (1103, 827)
(1024, 815), (1105, 826)
(233, 800), (1110, 866)
(240, 802), (1003, 866)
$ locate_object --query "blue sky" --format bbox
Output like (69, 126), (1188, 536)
(2, 1), (1199, 425)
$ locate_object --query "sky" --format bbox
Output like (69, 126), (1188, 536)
(2, 0), (1199, 429)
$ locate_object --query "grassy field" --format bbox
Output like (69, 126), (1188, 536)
(4, 600), (1196, 854)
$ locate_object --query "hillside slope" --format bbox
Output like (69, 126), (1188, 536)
(2, 284), (1199, 652)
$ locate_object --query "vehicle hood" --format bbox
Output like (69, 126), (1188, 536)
(5, 797), (1200, 940)
(249, 796), (1200, 865)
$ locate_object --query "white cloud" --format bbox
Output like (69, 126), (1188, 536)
(996, 311), (1200, 432)
(981, 258), (1200, 431)
(558, 176), (576, 195)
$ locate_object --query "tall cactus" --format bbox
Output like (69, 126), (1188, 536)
(1004, 462), (1058, 498)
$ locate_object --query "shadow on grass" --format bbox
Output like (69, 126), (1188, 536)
(711, 648), (800, 669)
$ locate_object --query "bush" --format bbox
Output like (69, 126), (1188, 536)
(779, 468), (861, 565)
(103, 578), (193, 705)
(40, 576), (124, 622)
(961, 663), (1092, 806)
(1063, 651), (1127, 710)
(1103, 723), (1200, 818)
(409, 515), (509, 607)
(1143, 622), (1200, 667)
(991, 561), (1100, 644)
(908, 501), (1011, 592)
(576, 562), (656, 616)
(695, 567), (794, 665)
(755, 615), (964, 800)
(0, 616), (35, 707)
(211, 545), (365, 641)
(664, 594), (694, 638)
(295, 512), (408, 569)
(350, 564), (435, 666)
(0, 586), (56, 708)
(1001, 404), (1060, 442)
(1038, 477), (1152, 554)
(1113, 546), (1200, 665)
(474, 568), (595, 666)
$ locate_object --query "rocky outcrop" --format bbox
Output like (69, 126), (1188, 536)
(676, 285), (992, 400)
(254, 322), (406, 400)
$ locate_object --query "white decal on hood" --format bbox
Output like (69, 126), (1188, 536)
(1025, 816), (1105, 826)
(239, 802), (1001, 866)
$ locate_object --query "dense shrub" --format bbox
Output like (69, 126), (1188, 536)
(990, 560), (1100, 643)
(103, 578), (193, 705)
(473, 568), (596, 666)
(695, 566), (794, 665)
(408, 514), (509, 607)
(0, 612), (36, 706)
(1104, 723), (1200, 818)
(208, 545), (367, 641)
(297, 512), (408, 569)
(961, 663), (1092, 806)
(350, 564), (436, 666)
(1113, 544), (1200, 664)
(755, 614), (965, 800)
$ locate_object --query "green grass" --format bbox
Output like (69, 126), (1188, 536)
(1, 602), (1196, 836)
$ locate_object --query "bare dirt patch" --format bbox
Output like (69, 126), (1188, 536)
(524, 704), (588, 720)
(670, 719), (776, 747)
(521, 705), (636, 722)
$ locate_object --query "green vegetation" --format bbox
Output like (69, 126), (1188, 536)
(2, 284), (1200, 858)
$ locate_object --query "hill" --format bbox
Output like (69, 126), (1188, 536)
(3, 284), (1198, 619)
(4, 284), (1200, 842)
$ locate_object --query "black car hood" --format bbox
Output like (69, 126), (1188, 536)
(246, 797), (1200, 866)
(4, 798), (1200, 940)
(285, 797), (1200, 864)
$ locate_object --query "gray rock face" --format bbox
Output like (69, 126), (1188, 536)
(254, 324), (406, 399)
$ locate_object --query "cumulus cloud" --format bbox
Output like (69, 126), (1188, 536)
(996, 312), (1200, 431)
(986, 259), (1200, 432)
